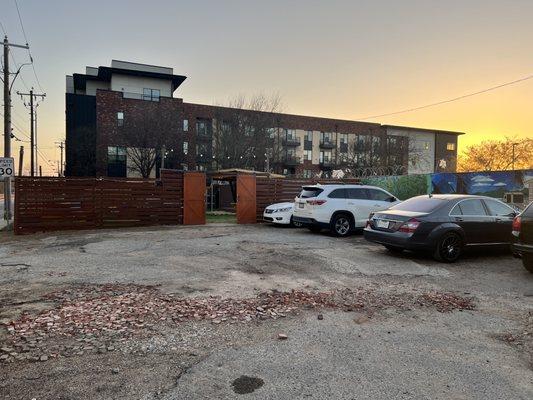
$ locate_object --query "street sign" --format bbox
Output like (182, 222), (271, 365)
(0, 157), (15, 178)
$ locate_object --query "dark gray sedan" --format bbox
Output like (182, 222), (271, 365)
(364, 194), (517, 262)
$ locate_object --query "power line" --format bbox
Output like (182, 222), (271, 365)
(0, 20), (6, 35)
(356, 73), (533, 121)
(13, 0), (28, 44)
(14, 0), (44, 92)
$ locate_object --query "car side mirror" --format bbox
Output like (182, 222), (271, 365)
(387, 196), (397, 202)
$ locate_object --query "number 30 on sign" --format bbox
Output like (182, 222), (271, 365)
(0, 157), (14, 178)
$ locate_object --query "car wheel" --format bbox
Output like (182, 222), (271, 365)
(522, 255), (533, 273)
(384, 245), (404, 253)
(290, 217), (303, 228)
(308, 226), (322, 233)
(331, 214), (352, 237)
(434, 232), (463, 262)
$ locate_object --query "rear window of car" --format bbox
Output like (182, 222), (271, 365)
(522, 202), (533, 217)
(483, 199), (514, 216)
(328, 189), (347, 199)
(298, 187), (324, 198)
(347, 188), (368, 199)
(389, 196), (447, 213)
(367, 189), (392, 201)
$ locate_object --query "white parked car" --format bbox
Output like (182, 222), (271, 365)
(293, 184), (400, 236)
(263, 202), (302, 227)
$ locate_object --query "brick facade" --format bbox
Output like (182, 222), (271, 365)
(95, 90), (184, 176)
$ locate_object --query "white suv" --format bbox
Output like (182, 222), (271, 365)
(292, 184), (400, 236)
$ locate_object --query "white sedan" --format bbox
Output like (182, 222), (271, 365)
(263, 202), (302, 227)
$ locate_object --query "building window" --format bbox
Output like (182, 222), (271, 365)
(320, 132), (332, 144)
(447, 142), (456, 151)
(305, 131), (313, 142)
(245, 125), (254, 137)
(107, 146), (126, 163)
(143, 88), (160, 101)
(267, 128), (277, 138)
(340, 133), (349, 144)
(303, 150), (312, 161)
(183, 119), (189, 131)
(303, 169), (313, 178)
(320, 151), (332, 163)
(117, 112), (124, 127)
(183, 141), (188, 155)
(285, 129), (296, 140)
(196, 119), (211, 137)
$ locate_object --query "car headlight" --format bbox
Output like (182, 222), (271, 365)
(274, 207), (292, 213)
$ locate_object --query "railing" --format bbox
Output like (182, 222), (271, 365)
(283, 155), (301, 166)
(282, 137), (301, 146)
(319, 139), (335, 149)
(120, 91), (161, 102)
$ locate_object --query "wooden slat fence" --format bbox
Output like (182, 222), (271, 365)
(255, 177), (360, 221)
(14, 170), (184, 235)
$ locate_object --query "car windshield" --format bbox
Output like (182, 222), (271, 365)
(389, 196), (447, 213)
(298, 187), (324, 198)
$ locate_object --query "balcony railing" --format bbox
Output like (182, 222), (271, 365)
(283, 155), (301, 166)
(282, 137), (301, 147)
(319, 139), (335, 149)
(320, 159), (334, 169)
(120, 91), (161, 102)
(197, 131), (212, 141)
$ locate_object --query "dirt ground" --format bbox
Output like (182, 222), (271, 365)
(1, 223), (532, 399)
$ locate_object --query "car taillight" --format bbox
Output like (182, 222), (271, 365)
(307, 200), (327, 206)
(512, 216), (521, 236)
(398, 218), (420, 234)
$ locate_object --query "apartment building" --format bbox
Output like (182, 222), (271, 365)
(66, 60), (463, 178)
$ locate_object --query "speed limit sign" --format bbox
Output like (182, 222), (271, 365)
(0, 157), (14, 178)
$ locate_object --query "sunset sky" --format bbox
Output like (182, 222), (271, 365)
(1, 0), (532, 175)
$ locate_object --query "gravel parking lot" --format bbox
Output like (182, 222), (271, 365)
(1, 223), (532, 399)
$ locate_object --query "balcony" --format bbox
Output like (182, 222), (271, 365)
(197, 132), (212, 142)
(320, 160), (334, 169)
(283, 155), (301, 166)
(282, 137), (301, 147)
(319, 139), (335, 149)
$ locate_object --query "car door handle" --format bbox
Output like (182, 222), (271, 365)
(373, 204), (381, 207)
(455, 217), (464, 222)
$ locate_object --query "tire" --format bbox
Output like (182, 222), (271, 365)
(522, 254), (533, 273)
(308, 226), (322, 233)
(385, 245), (404, 253)
(290, 217), (303, 228)
(433, 232), (463, 262)
(330, 213), (352, 237)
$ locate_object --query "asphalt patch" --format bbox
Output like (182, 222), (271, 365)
(231, 375), (264, 394)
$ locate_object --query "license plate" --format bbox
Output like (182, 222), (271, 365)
(298, 203), (304, 208)
(376, 219), (389, 229)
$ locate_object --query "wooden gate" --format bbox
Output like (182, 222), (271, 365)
(236, 174), (257, 224)
(183, 172), (206, 225)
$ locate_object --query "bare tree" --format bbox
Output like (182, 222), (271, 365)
(458, 136), (533, 172)
(340, 134), (413, 177)
(212, 93), (284, 171)
(117, 111), (172, 178)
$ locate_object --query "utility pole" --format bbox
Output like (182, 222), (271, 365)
(55, 141), (64, 176)
(17, 89), (46, 177)
(18, 146), (24, 176)
(3, 35), (29, 228)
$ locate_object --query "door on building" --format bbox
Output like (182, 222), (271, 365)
(183, 172), (206, 225)
(236, 174), (257, 224)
